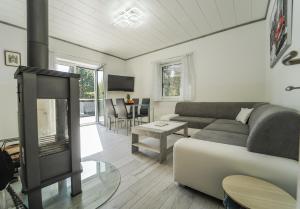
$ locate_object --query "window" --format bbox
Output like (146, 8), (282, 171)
(152, 53), (195, 102)
(76, 66), (96, 100)
(161, 63), (182, 97)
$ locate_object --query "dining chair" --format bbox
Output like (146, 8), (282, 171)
(105, 99), (118, 130)
(130, 98), (139, 125)
(139, 98), (150, 123)
(116, 98), (133, 135)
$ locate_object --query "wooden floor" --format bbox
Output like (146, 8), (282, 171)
(82, 125), (224, 209)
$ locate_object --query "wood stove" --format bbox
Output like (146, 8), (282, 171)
(15, 66), (82, 209)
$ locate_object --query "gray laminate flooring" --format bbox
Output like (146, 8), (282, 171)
(82, 125), (224, 209)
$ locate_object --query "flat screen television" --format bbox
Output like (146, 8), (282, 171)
(107, 74), (134, 92)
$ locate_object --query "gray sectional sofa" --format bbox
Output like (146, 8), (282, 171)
(171, 102), (299, 160)
(171, 102), (300, 199)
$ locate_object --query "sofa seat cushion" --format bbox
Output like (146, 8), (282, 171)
(213, 119), (243, 125)
(170, 116), (215, 129)
(204, 120), (249, 135)
(191, 130), (248, 147)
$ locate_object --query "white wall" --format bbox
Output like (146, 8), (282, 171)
(49, 36), (128, 101)
(263, 0), (300, 207)
(126, 21), (267, 120)
(0, 24), (26, 140)
(265, 0), (300, 110)
(0, 23), (126, 139)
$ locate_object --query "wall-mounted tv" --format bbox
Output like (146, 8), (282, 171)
(107, 74), (134, 92)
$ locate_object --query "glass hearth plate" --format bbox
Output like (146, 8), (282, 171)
(4, 161), (121, 209)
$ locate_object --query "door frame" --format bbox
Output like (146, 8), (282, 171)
(95, 66), (105, 125)
(55, 58), (106, 126)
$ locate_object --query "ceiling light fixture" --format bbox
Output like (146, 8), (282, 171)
(113, 7), (144, 28)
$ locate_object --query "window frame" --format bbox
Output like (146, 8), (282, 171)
(160, 60), (183, 101)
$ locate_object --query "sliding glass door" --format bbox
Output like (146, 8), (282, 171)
(77, 66), (96, 125)
(56, 60), (105, 126)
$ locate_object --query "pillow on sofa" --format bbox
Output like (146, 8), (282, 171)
(235, 108), (254, 124)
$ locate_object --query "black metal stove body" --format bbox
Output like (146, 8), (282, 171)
(15, 66), (82, 209)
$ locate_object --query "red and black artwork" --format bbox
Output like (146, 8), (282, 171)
(270, 0), (293, 67)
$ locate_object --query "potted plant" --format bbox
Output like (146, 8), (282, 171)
(126, 94), (130, 103)
(126, 94), (134, 104)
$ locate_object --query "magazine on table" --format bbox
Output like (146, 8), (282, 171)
(154, 121), (169, 127)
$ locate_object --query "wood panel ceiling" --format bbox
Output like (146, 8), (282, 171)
(0, 0), (269, 60)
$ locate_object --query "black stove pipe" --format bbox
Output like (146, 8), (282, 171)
(27, 0), (48, 68)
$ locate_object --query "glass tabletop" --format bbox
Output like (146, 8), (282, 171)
(4, 161), (121, 209)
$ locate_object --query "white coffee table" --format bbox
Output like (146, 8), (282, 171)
(131, 121), (188, 163)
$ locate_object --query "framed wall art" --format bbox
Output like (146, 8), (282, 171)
(4, 50), (21, 67)
(270, 0), (293, 68)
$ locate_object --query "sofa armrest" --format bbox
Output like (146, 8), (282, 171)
(247, 110), (300, 160)
(160, 114), (179, 121)
(173, 138), (298, 200)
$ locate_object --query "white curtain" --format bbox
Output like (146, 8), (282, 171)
(182, 53), (196, 101)
(152, 53), (195, 101)
(152, 62), (162, 101)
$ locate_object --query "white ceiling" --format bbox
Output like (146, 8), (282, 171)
(0, 0), (269, 60)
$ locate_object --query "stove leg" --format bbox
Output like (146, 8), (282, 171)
(28, 189), (42, 209)
(71, 173), (82, 197)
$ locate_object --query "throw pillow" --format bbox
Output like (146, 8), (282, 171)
(235, 108), (254, 124)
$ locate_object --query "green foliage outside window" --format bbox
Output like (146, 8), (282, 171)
(77, 67), (95, 99)
(162, 64), (182, 97)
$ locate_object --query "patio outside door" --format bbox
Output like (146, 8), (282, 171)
(56, 61), (105, 126)
(77, 66), (96, 125)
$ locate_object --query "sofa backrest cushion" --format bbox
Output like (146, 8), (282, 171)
(248, 104), (269, 131)
(175, 102), (264, 119)
(247, 104), (300, 160)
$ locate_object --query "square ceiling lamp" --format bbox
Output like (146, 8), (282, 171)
(113, 7), (144, 28)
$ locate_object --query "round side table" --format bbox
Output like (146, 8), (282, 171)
(222, 175), (296, 209)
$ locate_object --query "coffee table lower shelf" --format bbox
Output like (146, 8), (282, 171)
(131, 121), (188, 163)
(132, 142), (173, 154)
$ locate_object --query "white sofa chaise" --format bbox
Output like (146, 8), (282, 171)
(174, 138), (298, 200)
(170, 102), (300, 200)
